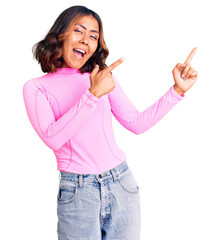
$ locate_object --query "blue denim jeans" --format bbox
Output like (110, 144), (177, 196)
(57, 160), (141, 240)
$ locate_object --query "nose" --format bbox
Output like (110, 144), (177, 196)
(80, 34), (89, 45)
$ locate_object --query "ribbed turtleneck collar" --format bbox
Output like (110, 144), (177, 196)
(55, 68), (81, 74)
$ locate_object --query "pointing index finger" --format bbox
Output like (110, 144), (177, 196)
(184, 47), (197, 64)
(106, 57), (124, 72)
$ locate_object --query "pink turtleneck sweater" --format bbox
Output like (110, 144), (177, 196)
(22, 67), (184, 174)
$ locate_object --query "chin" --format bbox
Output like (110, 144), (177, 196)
(73, 61), (87, 69)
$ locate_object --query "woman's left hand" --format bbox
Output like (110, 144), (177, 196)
(172, 47), (198, 95)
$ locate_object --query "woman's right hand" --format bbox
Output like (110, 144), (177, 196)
(89, 57), (124, 98)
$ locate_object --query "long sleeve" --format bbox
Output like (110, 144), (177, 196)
(108, 74), (184, 135)
(22, 80), (99, 150)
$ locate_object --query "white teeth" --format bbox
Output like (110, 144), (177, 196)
(74, 49), (86, 54)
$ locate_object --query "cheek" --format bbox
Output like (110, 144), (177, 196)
(63, 39), (71, 53)
(64, 35), (79, 49)
(71, 34), (80, 42)
(89, 43), (98, 56)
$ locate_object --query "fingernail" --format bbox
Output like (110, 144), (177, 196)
(121, 57), (124, 61)
(182, 74), (185, 78)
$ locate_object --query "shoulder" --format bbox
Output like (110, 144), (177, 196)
(23, 73), (49, 95)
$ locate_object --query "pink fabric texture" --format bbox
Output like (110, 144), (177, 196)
(23, 67), (184, 174)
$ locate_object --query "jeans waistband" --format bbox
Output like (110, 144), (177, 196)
(59, 161), (129, 188)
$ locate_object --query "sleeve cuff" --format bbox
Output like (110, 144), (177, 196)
(85, 89), (99, 102)
(171, 86), (185, 100)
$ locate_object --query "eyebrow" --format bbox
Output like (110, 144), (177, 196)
(75, 24), (99, 34)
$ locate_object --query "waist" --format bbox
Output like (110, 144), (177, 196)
(59, 160), (129, 184)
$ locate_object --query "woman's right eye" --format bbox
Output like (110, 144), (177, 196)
(74, 30), (82, 33)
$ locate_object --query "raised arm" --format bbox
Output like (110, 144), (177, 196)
(108, 47), (199, 135)
(23, 80), (99, 150)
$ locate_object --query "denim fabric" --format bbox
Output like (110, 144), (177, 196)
(57, 160), (141, 240)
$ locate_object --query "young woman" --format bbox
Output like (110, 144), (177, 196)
(22, 5), (198, 240)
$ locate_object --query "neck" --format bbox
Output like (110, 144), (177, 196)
(55, 67), (81, 74)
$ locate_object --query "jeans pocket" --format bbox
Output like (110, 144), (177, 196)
(119, 169), (140, 194)
(57, 179), (78, 204)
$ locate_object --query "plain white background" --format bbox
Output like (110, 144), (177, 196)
(1, 0), (220, 239)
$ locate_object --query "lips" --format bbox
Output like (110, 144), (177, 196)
(73, 48), (87, 59)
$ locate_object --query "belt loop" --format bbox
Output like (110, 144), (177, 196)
(110, 169), (119, 182)
(78, 174), (83, 188)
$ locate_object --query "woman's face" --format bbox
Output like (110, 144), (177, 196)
(62, 15), (99, 69)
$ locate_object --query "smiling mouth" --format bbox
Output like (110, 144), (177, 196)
(73, 49), (86, 60)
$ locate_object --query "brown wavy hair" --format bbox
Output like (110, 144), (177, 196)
(32, 5), (109, 74)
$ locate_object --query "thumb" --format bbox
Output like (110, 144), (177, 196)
(90, 64), (99, 78)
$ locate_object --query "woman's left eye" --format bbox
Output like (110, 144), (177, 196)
(91, 35), (97, 40)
